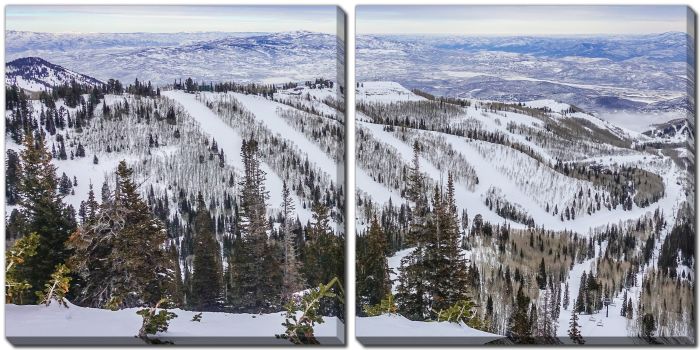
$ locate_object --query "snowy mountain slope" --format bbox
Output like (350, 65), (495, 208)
(642, 118), (691, 144)
(357, 120), (516, 227)
(6, 301), (343, 345)
(6, 57), (104, 91)
(355, 81), (689, 235)
(6, 31), (339, 85)
(230, 92), (341, 181)
(162, 90), (316, 225)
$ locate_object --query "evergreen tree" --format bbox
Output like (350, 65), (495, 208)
(230, 139), (281, 313)
(85, 184), (99, 223)
(16, 131), (76, 303)
(396, 143), (431, 320)
(303, 200), (344, 317)
(536, 258), (547, 289)
(568, 305), (585, 344)
(59, 172), (72, 195)
(189, 193), (223, 311)
(280, 180), (303, 300)
(509, 285), (534, 343)
(100, 181), (110, 202)
(563, 282), (570, 310)
(441, 173), (470, 305)
(68, 161), (179, 309)
(641, 313), (656, 340)
(6, 149), (22, 205)
(357, 215), (391, 312)
(626, 297), (633, 319)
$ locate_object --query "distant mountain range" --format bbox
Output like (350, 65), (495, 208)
(5, 30), (340, 85)
(6, 57), (103, 91)
(356, 32), (694, 120)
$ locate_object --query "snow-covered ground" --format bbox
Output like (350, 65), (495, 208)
(6, 301), (344, 345)
(356, 314), (502, 345)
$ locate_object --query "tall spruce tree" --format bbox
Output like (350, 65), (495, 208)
(396, 143), (431, 320)
(68, 161), (179, 309)
(16, 131), (76, 303)
(5, 149), (21, 205)
(357, 215), (391, 312)
(280, 180), (303, 300)
(303, 200), (344, 317)
(230, 139), (281, 313)
(568, 305), (585, 344)
(439, 173), (470, 307)
(509, 284), (534, 343)
(189, 193), (223, 311)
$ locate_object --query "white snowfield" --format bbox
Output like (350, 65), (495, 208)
(6, 301), (344, 345)
(356, 314), (502, 345)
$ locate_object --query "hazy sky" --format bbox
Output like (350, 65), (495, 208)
(6, 5), (338, 33)
(357, 5), (690, 35)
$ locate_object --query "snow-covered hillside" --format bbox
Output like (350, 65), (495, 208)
(355, 80), (694, 344)
(6, 57), (104, 91)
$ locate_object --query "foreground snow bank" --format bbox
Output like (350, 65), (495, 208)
(356, 314), (502, 345)
(6, 301), (344, 345)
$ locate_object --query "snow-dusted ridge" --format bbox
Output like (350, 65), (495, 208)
(6, 56), (104, 91)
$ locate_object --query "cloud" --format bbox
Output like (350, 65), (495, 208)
(357, 5), (689, 35)
(6, 5), (338, 33)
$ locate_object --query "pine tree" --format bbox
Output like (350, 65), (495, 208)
(59, 172), (72, 195)
(68, 161), (179, 309)
(537, 258), (547, 289)
(563, 282), (570, 310)
(280, 180), (303, 300)
(396, 257), (428, 321)
(626, 297), (633, 319)
(5, 149), (21, 205)
(230, 139), (281, 313)
(441, 173), (470, 305)
(396, 143), (431, 320)
(100, 181), (112, 204)
(509, 284), (534, 343)
(16, 131), (76, 303)
(189, 193), (223, 311)
(357, 215), (391, 312)
(85, 184), (98, 223)
(620, 290), (627, 317)
(568, 305), (585, 344)
(641, 313), (656, 340)
(303, 200), (344, 317)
